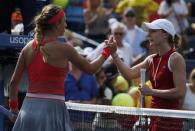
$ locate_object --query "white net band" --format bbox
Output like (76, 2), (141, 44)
(66, 102), (195, 119)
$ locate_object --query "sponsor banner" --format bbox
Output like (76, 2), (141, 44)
(0, 34), (33, 49)
(0, 34), (66, 49)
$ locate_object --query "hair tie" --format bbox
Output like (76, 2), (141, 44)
(47, 10), (65, 24)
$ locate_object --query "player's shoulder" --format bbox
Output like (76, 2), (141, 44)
(170, 51), (184, 62)
(22, 39), (34, 51)
(169, 51), (185, 69)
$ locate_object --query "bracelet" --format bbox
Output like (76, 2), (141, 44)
(9, 99), (18, 109)
(101, 47), (111, 59)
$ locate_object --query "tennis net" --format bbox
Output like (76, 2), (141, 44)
(66, 102), (195, 131)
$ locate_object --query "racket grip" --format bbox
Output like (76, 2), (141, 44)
(140, 68), (146, 86)
(140, 68), (146, 108)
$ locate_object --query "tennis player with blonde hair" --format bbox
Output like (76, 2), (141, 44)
(9, 4), (116, 131)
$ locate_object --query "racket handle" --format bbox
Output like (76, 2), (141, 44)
(140, 68), (146, 86)
(0, 105), (17, 120)
(140, 68), (146, 108)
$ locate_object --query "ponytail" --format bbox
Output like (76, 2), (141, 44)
(34, 25), (49, 63)
(168, 33), (181, 49)
(173, 34), (181, 49)
(33, 4), (63, 62)
(35, 27), (42, 49)
(40, 47), (49, 63)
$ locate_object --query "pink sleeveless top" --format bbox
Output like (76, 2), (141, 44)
(27, 39), (69, 95)
(149, 48), (180, 109)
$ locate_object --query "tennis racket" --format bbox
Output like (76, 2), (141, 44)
(0, 105), (17, 120)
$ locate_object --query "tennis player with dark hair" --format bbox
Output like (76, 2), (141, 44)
(8, 4), (116, 131)
(108, 19), (186, 131)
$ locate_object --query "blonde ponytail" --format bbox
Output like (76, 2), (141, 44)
(34, 4), (63, 63)
(40, 47), (49, 63)
(35, 26), (50, 63)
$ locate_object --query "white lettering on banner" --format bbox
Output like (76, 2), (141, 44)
(9, 36), (33, 45)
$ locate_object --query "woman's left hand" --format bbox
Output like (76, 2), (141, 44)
(139, 84), (153, 96)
